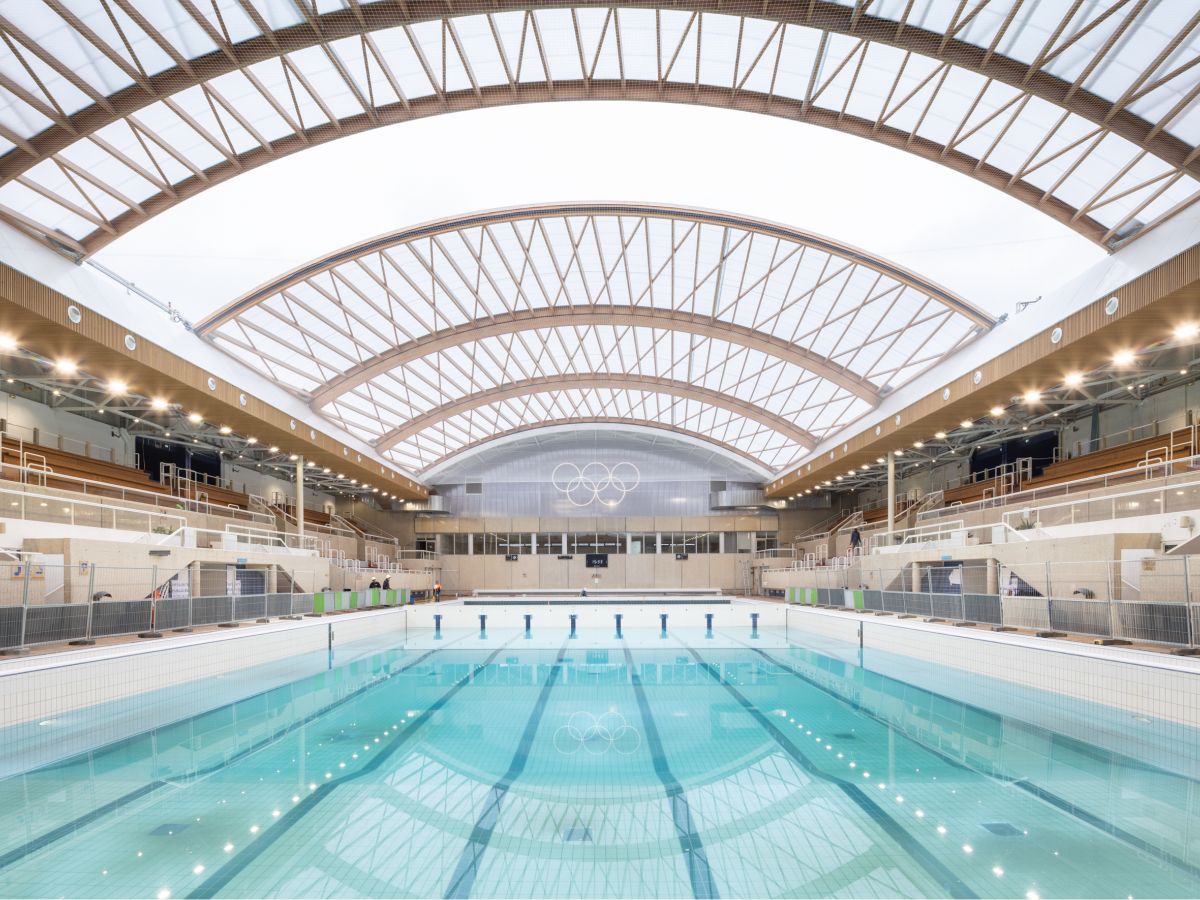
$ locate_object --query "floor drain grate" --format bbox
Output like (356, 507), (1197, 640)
(149, 824), (190, 836)
(980, 822), (1022, 836)
(562, 826), (593, 842)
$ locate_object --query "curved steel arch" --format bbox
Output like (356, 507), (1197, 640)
(373, 374), (818, 453)
(416, 417), (776, 477)
(307, 305), (880, 410)
(4, 1), (1198, 252)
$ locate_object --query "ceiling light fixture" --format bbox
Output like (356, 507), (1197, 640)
(0, 333), (15, 350)
(54, 359), (76, 375)
(151, 397), (168, 410)
(934, 431), (946, 439)
(1174, 323), (1199, 340)
(1064, 372), (1083, 386)
(219, 426), (232, 435)
(107, 379), (127, 394)
(1023, 390), (1040, 404)
(187, 412), (202, 424)
(989, 406), (1004, 416)
(1113, 349), (1136, 366)
(960, 419), (973, 428)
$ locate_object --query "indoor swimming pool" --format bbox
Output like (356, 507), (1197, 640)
(1, 619), (1198, 899)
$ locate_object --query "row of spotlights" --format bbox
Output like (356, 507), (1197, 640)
(1, 334), (408, 498)
(795, 336), (1199, 496)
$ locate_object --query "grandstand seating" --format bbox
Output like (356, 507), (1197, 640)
(1021, 427), (1196, 489)
(2, 439), (167, 497)
(0, 437), (258, 513)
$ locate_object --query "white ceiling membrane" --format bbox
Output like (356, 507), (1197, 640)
(196, 202), (991, 473)
(0, 2), (1197, 256)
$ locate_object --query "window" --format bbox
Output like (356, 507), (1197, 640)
(440, 533), (469, 555)
(756, 532), (779, 552)
(415, 534), (436, 553)
(628, 533), (656, 554)
(724, 532), (752, 553)
(568, 533), (625, 554)
(537, 533), (563, 555)
(497, 533), (533, 555)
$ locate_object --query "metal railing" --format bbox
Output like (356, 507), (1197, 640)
(919, 453), (1200, 523)
(0, 486), (187, 537)
(778, 556), (1198, 646)
(1000, 476), (1200, 531)
(0, 422), (117, 463)
(0, 459), (274, 525)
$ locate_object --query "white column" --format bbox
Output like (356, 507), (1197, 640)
(886, 451), (896, 538)
(296, 456), (305, 544)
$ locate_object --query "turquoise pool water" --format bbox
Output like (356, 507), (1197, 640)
(1, 625), (1198, 899)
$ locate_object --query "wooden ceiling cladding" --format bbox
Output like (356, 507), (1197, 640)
(765, 243), (1200, 499)
(0, 262), (428, 501)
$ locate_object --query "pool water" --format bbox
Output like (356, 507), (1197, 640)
(1, 625), (1198, 899)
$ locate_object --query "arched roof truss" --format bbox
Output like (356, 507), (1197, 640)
(0, 2), (1198, 254)
(195, 203), (987, 473)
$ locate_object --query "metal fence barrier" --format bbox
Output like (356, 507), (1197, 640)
(777, 556), (1199, 646)
(0, 592), (327, 652)
(792, 587), (1196, 645)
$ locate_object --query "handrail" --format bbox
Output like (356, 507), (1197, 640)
(918, 452), (1200, 523)
(1000, 473), (1200, 530)
(0, 461), (274, 524)
(1, 485), (187, 535)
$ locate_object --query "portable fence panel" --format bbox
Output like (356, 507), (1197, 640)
(1116, 602), (1192, 645)
(90, 600), (152, 637)
(1001, 595), (1051, 630)
(154, 597), (191, 630)
(290, 594), (315, 615)
(1049, 598), (1112, 637)
(862, 589), (883, 611)
(964, 593), (1003, 624)
(233, 595), (266, 621)
(266, 593), (293, 617)
(21, 604), (89, 645)
(882, 591), (908, 613)
(930, 593), (965, 620)
(191, 595), (234, 625)
(0, 607), (22, 648)
(904, 592), (933, 617)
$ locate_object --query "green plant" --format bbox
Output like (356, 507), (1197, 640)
(151, 525), (174, 535)
(1014, 518), (1036, 531)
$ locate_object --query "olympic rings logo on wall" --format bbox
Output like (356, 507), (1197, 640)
(552, 711), (641, 755)
(551, 461), (641, 507)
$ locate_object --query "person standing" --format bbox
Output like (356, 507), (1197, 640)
(849, 528), (863, 555)
(433, 581), (442, 602)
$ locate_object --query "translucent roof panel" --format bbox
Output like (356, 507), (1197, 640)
(199, 202), (986, 473)
(0, 2), (1197, 255)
